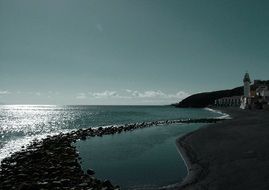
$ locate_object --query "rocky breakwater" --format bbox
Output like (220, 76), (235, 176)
(0, 118), (225, 190)
(0, 133), (118, 190)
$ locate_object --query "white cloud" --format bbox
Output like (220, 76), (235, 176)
(76, 93), (87, 99)
(75, 89), (189, 104)
(125, 89), (132, 93)
(88, 90), (119, 99)
(47, 91), (60, 96)
(22, 91), (44, 96)
(125, 89), (189, 99)
(167, 91), (189, 99)
(135, 90), (165, 98)
(0, 90), (10, 95)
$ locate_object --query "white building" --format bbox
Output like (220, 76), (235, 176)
(240, 72), (252, 109)
(214, 72), (269, 109)
(240, 74), (269, 109)
(256, 86), (269, 99)
(243, 72), (251, 97)
(214, 96), (241, 107)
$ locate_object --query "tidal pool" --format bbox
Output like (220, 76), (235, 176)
(75, 123), (202, 189)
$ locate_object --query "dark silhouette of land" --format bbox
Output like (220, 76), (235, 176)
(174, 80), (269, 108)
(173, 87), (243, 108)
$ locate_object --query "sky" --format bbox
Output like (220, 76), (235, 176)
(0, 0), (269, 105)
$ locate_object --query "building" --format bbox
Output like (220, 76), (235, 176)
(243, 72), (251, 97)
(240, 73), (269, 109)
(256, 86), (269, 99)
(214, 72), (269, 109)
(240, 72), (252, 109)
(254, 80), (269, 100)
(214, 96), (241, 107)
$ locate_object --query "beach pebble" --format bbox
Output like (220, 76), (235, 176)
(103, 179), (113, 188)
(87, 169), (95, 175)
(78, 182), (88, 187)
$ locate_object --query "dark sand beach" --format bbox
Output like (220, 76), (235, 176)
(176, 108), (269, 190)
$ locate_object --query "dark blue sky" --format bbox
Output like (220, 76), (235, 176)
(0, 0), (269, 105)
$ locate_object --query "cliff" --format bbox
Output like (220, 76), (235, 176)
(173, 86), (243, 108)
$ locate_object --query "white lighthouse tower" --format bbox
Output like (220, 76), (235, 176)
(243, 72), (251, 97)
(241, 72), (251, 109)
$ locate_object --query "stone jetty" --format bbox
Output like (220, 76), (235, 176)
(0, 118), (224, 190)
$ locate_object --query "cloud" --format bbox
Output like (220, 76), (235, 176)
(88, 90), (120, 99)
(167, 91), (189, 99)
(76, 93), (87, 99)
(24, 91), (59, 96)
(126, 89), (189, 99)
(22, 91), (44, 96)
(133, 90), (166, 98)
(0, 90), (10, 95)
(125, 89), (132, 93)
(76, 89), (189, 104)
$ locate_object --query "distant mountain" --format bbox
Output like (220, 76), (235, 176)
(173, 86), (243, 108)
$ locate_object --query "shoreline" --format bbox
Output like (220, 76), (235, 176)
(175, 107), (231, 189)
(161, 107), (229, 190)
(175, 108), (269, 190)
(173, 126), (212, 190)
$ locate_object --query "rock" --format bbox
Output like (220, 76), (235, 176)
(60, 179), (71, 183)
(25, 152), (31, 156)
(36, 181), (49, 187)
(18, 183), (34, 190)
(52, 180), (62, 186)
(103, 179), (113, 188)
(78, 182), (88, 187)
(114, 185), (120, 190)
(87, 169), (95, 175)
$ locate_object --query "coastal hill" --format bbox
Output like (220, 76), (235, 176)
(173, 86), (243, 108)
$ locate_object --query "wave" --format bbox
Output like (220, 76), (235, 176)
(204, 108), (231, 119)
(0, 129), (72, 164)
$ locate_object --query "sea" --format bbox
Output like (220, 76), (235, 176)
(0, 105), (226, 189)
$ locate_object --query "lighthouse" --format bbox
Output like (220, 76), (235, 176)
(240, 72), (252, 109)
(243, 72), (251, 97)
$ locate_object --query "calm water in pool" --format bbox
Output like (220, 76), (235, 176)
(76, 123), (203, 189)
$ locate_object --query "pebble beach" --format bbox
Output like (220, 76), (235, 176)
(176, 108), (269, 190)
